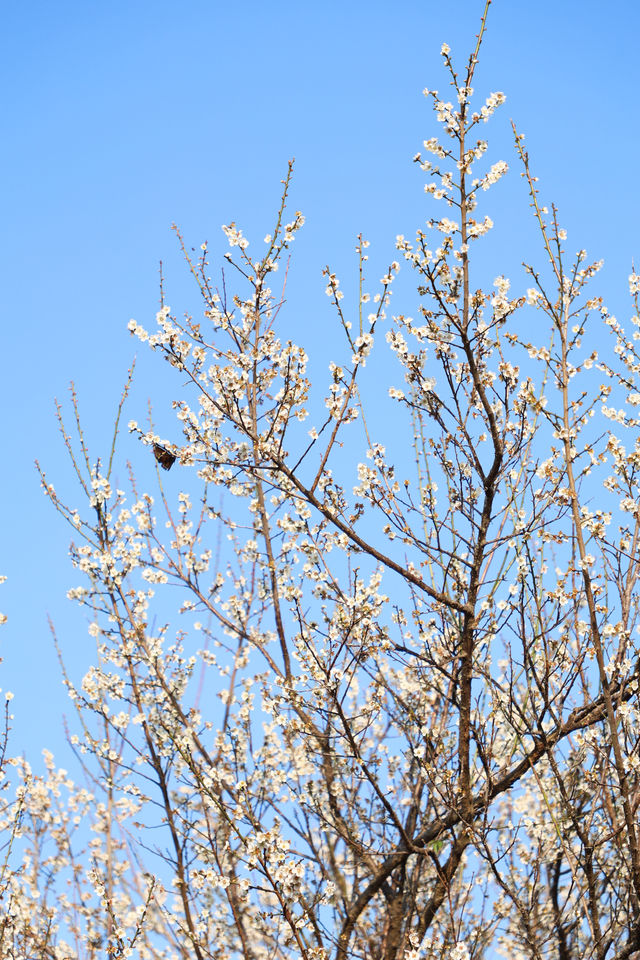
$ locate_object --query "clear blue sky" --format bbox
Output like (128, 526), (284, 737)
(2, 0), (639, 760)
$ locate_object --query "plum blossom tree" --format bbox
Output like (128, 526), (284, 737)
(5, 3), (640, 959)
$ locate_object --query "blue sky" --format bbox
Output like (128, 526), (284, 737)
(2, 0), (640, 760)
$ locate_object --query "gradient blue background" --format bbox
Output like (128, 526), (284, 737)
(2, 0), (639, 761)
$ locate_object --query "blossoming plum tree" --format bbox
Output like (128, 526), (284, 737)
(6, 3), (640, 958)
